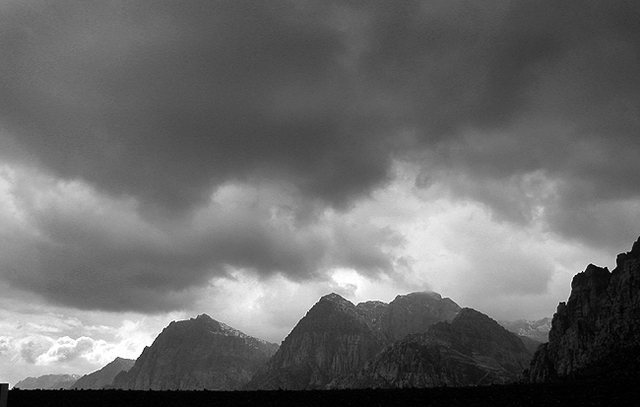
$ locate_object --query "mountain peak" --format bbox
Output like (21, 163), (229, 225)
(320, 292), (351, 304)
(455, 307), (488, 320)
(113, 315), (278, 390)
(338, 306), (531, 389)
(529, 236), (640, 381)
(448, 308), (501, 332)
(631, 236), (640, 255)
(194, 313), (215, 322)
(395, 291), (443, 301)
(615, 236), (640, 269)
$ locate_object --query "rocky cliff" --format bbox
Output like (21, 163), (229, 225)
(14, 374), (80, 389)
(112, 314), (278, 390)
(528, 237), (640, 381)
(337, 308), (532, 388)
(247, 291), (461, 390)
(246, 293), (386, 390)
(71, 357), (135, 389)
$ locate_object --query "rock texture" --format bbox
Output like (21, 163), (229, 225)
(247, 292), (460, 390)
(518, 335), (543, 354)
(500, 318), (551, 343)
(337, 308), (532, 388)
(246, 293), (386, 390)
(71, 357), (135, 389)
(381, 292), (461, 342)
(14, 374), (80, 389)
(528, 237), (640, 382)
(113, 314), (278, 390)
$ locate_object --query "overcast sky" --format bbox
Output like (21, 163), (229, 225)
(1, 0), (639, 385)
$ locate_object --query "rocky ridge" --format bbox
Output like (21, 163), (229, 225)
(246, 293), (387, 390)
(113, 314), (278, 390)
(14, 374), (80, 389)
(71, 357), (135, 389)
(246, 291), (461, 390)
(336, 308), (532, 388)
(528, 237), (640, 381)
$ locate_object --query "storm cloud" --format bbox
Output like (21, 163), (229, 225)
(0, 0), (639, 312)
(0, 167), (401, 311)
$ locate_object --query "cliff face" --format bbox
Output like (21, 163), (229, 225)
(113, 314), (278, 390)
(528, 237), (640, 381)
(71, 357), (135, 389)
(247, 292), (461, 390)
(338, 308), (532, 388)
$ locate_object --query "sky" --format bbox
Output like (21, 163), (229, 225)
(0, 0), (639, 386)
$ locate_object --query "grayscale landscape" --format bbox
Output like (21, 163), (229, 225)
(1, 1), (639, 405)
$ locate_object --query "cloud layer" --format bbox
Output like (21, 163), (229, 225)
(0, 0), (639, 314)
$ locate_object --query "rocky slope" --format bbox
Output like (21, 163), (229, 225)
(528, 237), (640, 381)
(518, 335), (543, 354)
(14, 374), (80, 389)
(247, 292), (460, 390)
(112, 314), (278, 390)
(338, 308), (533, 388)
(246, 293), (386, 390)
(71, 357), (135, 389)
(380, 292), (461, 342)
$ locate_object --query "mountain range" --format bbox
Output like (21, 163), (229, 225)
(14, 236), (640, 390)
(499, 318), (551, 343)
(246, 291), (462, 390)
(71, 357), (135, 389)
(336, 308), (532, 388)
(14, 374), (80, 390)
(112, 314), (278, 390)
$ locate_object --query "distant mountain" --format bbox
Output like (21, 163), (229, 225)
(379, 292), (461, 342)
(71, 357), (135, 389)
(113, 314), (278, 390)
(500, 318), (551, 343)
(529, 237), (640, 382)
(337, 308), (533, 388)
(247, 291), (461, 390)
(14, 374), (80, 389)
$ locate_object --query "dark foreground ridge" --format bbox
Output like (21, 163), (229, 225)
(528, 236), (640, 381)
(8, 379), (640, 407)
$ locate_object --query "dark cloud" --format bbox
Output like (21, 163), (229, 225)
(1, 0), (638, 230)
(0, 175), (398, 312)
(0, 0), (639, 311)
(0, 0), (392, 212)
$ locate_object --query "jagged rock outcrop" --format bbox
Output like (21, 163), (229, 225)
(112, 314), (278, 390)
(71, 357), (135, 389)
(14, 374), (80, 389)
(528, 237), (640, 382)
(500, 318), (551, 343)
(338, 308), (533, 388)
(246, 292), (461, 390)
